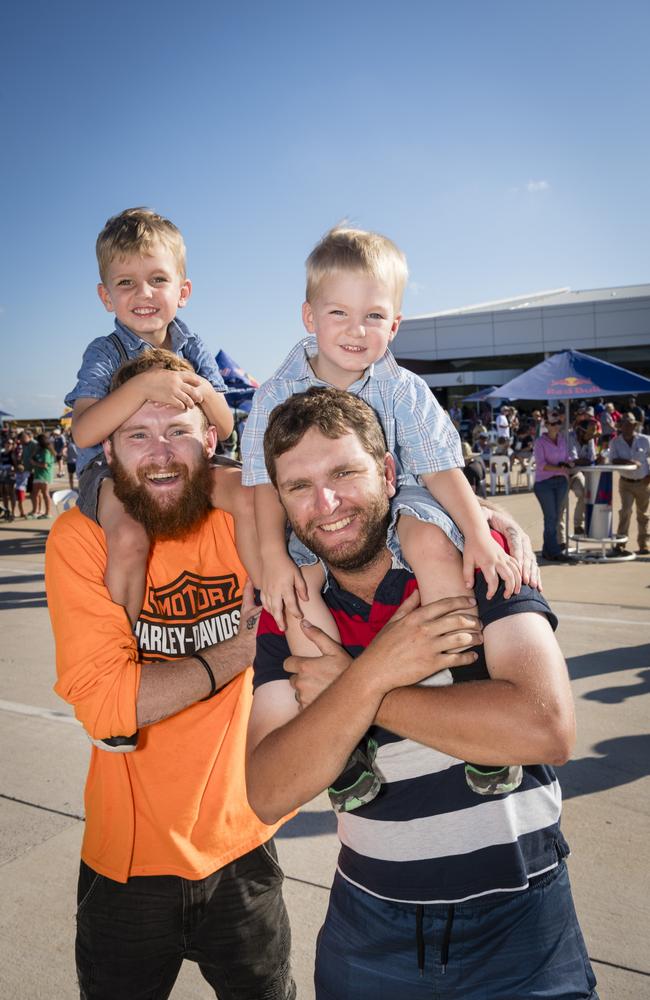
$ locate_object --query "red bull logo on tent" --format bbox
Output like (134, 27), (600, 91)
(547, 377), (598, 396)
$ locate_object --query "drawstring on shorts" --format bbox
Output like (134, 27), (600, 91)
(441, 904), (455, 973)
(414, 903), (456, 978)
(415, 905), (424, 976)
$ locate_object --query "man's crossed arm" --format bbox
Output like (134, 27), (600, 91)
(47, 508), (261, 741)
(246, 595), (575, 825)
(137, 581), (261, 726)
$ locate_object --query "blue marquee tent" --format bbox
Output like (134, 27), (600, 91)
(464, 386), (500, 402)
(486, 350), (650, 402)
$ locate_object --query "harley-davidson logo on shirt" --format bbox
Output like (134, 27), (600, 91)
(134, 571), (241, 661)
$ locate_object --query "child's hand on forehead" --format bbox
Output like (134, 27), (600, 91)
(138, 367), (203, 410)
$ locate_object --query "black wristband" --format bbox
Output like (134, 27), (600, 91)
(194, 653), (217, 701)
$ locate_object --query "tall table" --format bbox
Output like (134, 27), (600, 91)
(569, 463), (637, 562)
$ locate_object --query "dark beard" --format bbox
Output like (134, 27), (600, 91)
(293, 493), (391, 571)
(111, 454), (213, 540)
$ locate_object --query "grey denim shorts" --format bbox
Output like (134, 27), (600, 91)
(77, 456), (111, 523)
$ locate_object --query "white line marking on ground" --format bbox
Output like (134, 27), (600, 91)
(558, 614), (650, 627)
(0, 563), (45, 577)
(0, 699), (79, 725)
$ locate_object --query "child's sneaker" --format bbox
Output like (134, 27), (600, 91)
(328, 738), (382, 813)
(90, 731), (139, 753)
(465, 763), (523, 796)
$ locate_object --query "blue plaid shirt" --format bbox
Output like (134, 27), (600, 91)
(241, 336), (463, 486)
(65, 319), (226, 474)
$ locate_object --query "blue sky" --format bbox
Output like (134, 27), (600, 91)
(2, 0), (649, 417)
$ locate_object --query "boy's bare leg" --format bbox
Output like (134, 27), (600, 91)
(210, 468), (262, 587)
(285, 562), (341, 656)
(397, 516), (468, 686)
(399, 515), (523, 795)
(98, 480), (149, 627)
(397, 516), (466, 602)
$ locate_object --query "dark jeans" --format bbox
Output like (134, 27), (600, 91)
(315, 864), (598, 999)
(534, 475), (569, 557)
(76, 840), (296, 1000)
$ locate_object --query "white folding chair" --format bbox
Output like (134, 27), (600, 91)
(513, 456), (534, 491)
(489, 456), (511, 496)
(526, 458), (536, 491)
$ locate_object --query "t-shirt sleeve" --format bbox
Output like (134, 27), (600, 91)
(45, 512), (141, 739)
(253, 609), (292, 690)
(393, 372), (464, 475)
(64, 337), (120, 407)
(185, 337), (227, 392)
(474, 573), (558, 631)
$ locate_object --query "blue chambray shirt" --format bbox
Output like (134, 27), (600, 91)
(65, 319), (227, 474)
(241, 336), (463, 487)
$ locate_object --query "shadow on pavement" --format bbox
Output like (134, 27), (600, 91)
(1, 575), (44, 584)
(566, 644), (650, 681)
(0, 589), (47, 609)
(0, 529), (50, 559)
(583, 668), (650, 704)
(558, 733), (650, 799)
(276, 810), (337, 838)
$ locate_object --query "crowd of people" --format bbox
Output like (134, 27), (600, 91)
(455, 397), (650, 560)
(0, 425), (77, 521)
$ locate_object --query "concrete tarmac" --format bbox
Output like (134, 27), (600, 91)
(0, 482), (648, 999)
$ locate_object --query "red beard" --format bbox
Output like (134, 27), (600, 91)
(111, 454), (213, 540)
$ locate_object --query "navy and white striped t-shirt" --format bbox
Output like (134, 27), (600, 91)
(253, 549), (569, 905)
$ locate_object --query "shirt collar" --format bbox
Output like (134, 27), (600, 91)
(322, 559), (404, 601)
(275, 335), (401, 387)
(114, 317), (190, 351)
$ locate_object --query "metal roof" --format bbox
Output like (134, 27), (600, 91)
(407, 283), (650, 320)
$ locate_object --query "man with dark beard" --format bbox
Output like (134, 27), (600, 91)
(246, 387), (598, 1000)
(45, 351), (296, 1000)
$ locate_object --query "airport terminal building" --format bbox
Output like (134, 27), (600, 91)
(392, 283), (650, 409)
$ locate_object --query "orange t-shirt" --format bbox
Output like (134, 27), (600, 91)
(46, 507), (282, 883)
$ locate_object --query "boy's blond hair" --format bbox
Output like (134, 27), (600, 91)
(305, 225), (408, 309)
(96, 207), (186, 282)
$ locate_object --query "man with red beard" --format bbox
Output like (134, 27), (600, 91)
(45, 351), (296, 1000)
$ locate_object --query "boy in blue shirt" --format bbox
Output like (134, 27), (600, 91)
(66, 210), (255, 753)
(242, 226), (523, 808)
(67, 207), (235, 632)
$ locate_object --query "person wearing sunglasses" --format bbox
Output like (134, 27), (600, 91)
(533, 414), (575, 562)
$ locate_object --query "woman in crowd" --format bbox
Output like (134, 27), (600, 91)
(533, 413), (574, 562)
(30, 433), (55, 519)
